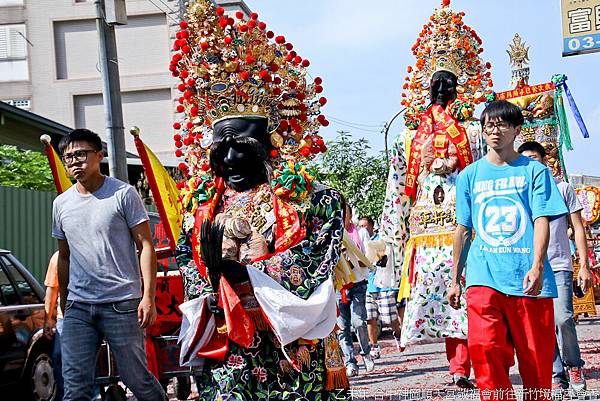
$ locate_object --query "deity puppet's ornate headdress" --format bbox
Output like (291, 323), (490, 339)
(401, 0), (493, 125)
(170, 0), (329, 179)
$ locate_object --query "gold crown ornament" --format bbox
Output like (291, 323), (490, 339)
(169, 0), (329, 180)
(401, 0), (493, 117)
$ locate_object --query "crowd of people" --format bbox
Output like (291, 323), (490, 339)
(38, 1), (598, 401)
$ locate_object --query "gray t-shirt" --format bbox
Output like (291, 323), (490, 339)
(547, 181), (582, 272)
(52, 176), (149, 303)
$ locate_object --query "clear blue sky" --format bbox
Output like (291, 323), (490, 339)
(246, 0), (600, 176)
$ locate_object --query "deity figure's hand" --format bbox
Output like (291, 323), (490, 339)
(421, 136), (459, 175)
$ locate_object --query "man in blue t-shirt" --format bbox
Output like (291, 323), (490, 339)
(448, 100), (567, 400)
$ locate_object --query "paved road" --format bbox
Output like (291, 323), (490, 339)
(141, 314), (600, 401)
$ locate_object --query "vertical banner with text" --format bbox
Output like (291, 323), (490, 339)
(561, 0), (600, 56)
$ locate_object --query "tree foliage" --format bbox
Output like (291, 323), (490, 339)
(0, 145), (54, 191)
(313, 131), (388, 220)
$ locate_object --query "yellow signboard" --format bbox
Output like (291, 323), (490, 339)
(561, 0), (600, 56)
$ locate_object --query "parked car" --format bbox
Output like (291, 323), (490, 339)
(0, 249), (55, 401)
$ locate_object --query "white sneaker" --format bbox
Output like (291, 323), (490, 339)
(369, 344), (381, 359)
(346, 363), (358, 378)
(363, 355), (375, 373)
(569, 367), (586, 393)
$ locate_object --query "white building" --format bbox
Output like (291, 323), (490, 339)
(0, 0), (249, 165)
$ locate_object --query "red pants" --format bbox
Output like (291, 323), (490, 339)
(467, 286), (555, 401)
(446, 337), (471, 377)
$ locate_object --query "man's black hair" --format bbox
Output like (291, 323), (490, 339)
(58, 128), (103, 154)
(517, 141), (546, 159)
(480, 100), (524, 128)
(358, 216), (374, 226)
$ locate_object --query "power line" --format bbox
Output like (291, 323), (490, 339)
(146, 0), (180, 24)
(327, 116), (384, 128)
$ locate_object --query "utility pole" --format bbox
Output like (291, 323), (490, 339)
(382, 108), (405, 167)
(95, 0), (128, 182)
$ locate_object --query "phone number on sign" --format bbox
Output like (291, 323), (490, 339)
(564, 33), (600, 54)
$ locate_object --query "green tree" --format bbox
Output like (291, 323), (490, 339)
(0, 145), (55, 191)
(313, 131), (388, 220)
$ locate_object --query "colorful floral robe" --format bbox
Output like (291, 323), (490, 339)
(381, 119), (484, 347)
(176, 183), (349, 401)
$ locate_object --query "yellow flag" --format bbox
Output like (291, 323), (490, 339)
(133, 134), (182, 250)
(41, 137), (73, 194)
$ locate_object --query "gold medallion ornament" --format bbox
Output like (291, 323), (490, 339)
(169, 0), (329, 181)
(401, 0), (493, 113)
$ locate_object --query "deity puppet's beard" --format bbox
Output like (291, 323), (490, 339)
(209, 136), (272, 192)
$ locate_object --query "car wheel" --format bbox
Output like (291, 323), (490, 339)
(174, 376), (191, 400)
(24, 350), (56, 401)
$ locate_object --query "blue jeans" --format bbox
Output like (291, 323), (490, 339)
(53, 319), (64, 401)
(337, 281), (371, 367)
(553, 271), (584, 382)
(61, 299), (166, 401)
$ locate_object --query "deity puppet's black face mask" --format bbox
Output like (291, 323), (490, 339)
(210, 118), (272, 192)
(430, 70), (458, 107)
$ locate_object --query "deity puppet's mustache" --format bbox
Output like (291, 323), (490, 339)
(209, 136), (272, 179)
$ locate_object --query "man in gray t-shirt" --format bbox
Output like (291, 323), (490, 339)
(52, 129), (166, 401)
(519, 141), (593, 393)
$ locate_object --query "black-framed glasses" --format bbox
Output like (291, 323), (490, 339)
(62, 149), (97, 165)
(483, 121), (512, 132)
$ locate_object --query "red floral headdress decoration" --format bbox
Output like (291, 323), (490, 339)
(169, 0), (328, 180)
(401, 0), (493, 121)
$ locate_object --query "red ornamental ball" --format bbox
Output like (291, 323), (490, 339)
(173, 122), (181, 130)
(273, 87), (282, 96)
(175, 140), (183, 148)
(219, 17), (228, 29)
(224, 36), (233, 45)
(251, 12), (258, 20)
(180, 30), (189, 39)
(297, 93), (306, 101)
(317, 115), (327, 124)
(275, 35), (286, 44)
(267, 31), (274, 39)
(269, 149), (278, 158)
(176, 105), (184, 113)
(175, 149), (183, 157)
(182, 45), (191, 54)
(177, 83), (186, 92)
(201, 163), (210, 171)
(248, 20), (256, 29)
(239, 24), (248, 33)
(179, 21), (188, 29)
(279, 120), (289, 131)
(259, 70), (271, 82)
(239, 70), (250, 81)
(300, 147), (310, 157)
(301, 59), (310, 67)
(186, 121), (194, 129)
(293, 56), (302, 64)
(258, 22), (267, 30)
(314, 77), (322, 85)
(180, 70), (188, 78)
(289, 81), (297, 89)
(227, 17), (234, 26)
(235, 11), (244, 19)
(190, 106), (198, 116)
(173, 134), (181, 141)
(172, 53), (182, 62)
(270, 63), (279, 72)
(316, 138), (325, 146)
(186, 78), (195, 87)
(178, 162), (187, 171)
(318, 97), (327, 105)
(173, 42), (180, 51)
(200, 42), (209, 51)
(273, 76), (282, 85)
(285, 43), (293, 51)
(315, 85), (323, 93)
(246, 55), (256, 64)
(216, 7), (224, 16)
(321, 119), (330, 127)
(178, 97), (184, 104)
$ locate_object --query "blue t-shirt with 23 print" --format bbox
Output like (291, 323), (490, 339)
(455, 155), (567, 298)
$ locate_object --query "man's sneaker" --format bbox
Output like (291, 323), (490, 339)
(369, 344), (381, 359)
(453, 375), (475, 389)
(363, 355), (375, 373)
(346, 363), (358, 378)
(569, 367), (586, 393)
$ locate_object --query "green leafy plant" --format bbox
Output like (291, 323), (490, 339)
(313, 131), (388, 220)
(0, 145), (54, 191)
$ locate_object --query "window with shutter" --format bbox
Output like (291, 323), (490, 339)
(0, 24), (27, 60)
